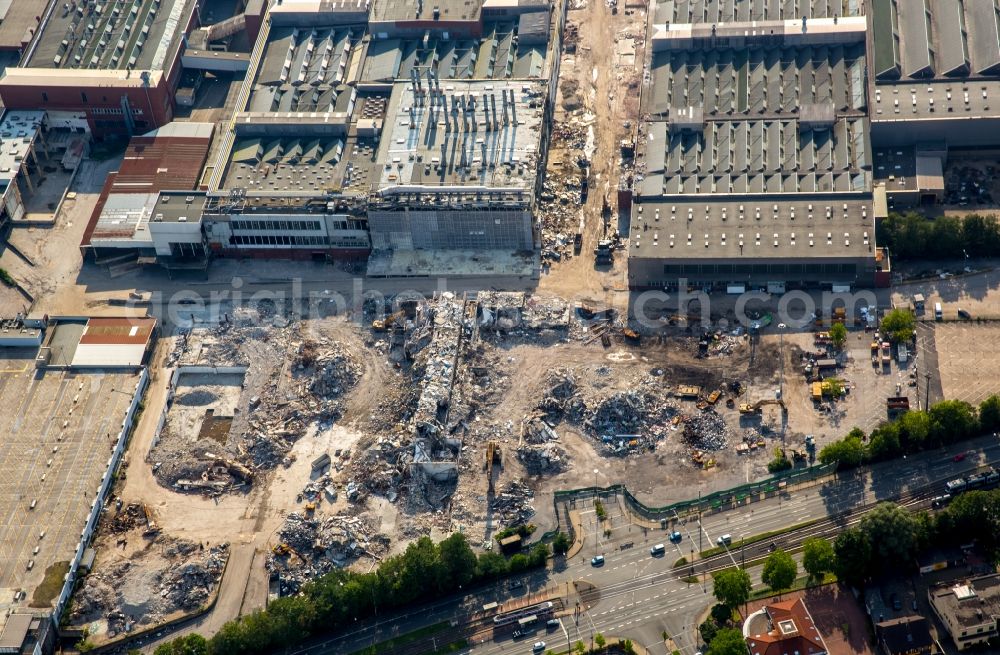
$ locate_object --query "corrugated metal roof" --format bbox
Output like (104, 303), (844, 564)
(78, 317), (156, 345)
(81, 123), (212, 247)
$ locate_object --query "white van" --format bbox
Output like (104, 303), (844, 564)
(650, 543), (665, 556)
(935, 302), (943, 320)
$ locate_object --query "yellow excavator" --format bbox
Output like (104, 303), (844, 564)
(739, 399), (788, 415)
(372, 310), (406, 331)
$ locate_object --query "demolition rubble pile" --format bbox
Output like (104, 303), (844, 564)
(268, 512), (389, 595)
(538, 121), (589, 261)
(518, 418), (567, 474)
(491, 480), (536, 528)
(537, 368), (586, 422)
(71, 539), (228, 634)
(154, 306), (362, 494)
(478, 291), (572, 334)
(682, 410), (729, 451)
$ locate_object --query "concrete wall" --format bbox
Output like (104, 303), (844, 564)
(149, 365), (249, 452)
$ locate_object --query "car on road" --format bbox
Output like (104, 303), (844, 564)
(717, 534), (732, 546)
(546, 619), (560, 629)
(532, 641), (546, 652)
(669, 531), (683, 543)
(650, 543), (665, 556)
(591, 555), (605, 566)
(953, 452), (967, 462)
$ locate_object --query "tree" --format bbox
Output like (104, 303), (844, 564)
(833, 527), (872, 586)
(553, 532), (571, 555)
(575, 640), (586, 654)
(859, 502), (925, 568)
(829, 322), (848, 350)
(761, 549), (797, 596)
(767, 447), (792, 473)
(898, 410), (931, 451)
(818, 433), (865, 469)
(824, 377), (845, 398)
(711, 602), (733, 625)
(438, 533), (478, 591)
(801, 538), (835, 582)
(154, 636), (210, 655)
(928, 400), (978, 446)
(707, 628), (749, 655)
(699, 619), (720, 645)
(621, 639), (637, 655)
(712, 567), (751, 609)
(980, 395), (1000, 433)
(881, 309), (915, 343)
(594, 633), (606, 651)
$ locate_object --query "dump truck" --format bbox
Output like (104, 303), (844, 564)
(706, 390), (722, 405)
(676, 385), (701, 399)
(594, 239), (613, 265)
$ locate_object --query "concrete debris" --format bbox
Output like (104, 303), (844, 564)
(517, 443), (567, 474)
(586, 388), (678, 445)
(682, 410), (729, 451)
(268, 512), (389, 595)
(491, 480), (536, 528)
(154, 306), (362, 495)
(70, 538), (228, 634)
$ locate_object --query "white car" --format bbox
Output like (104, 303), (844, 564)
(532, 641), (546, 652)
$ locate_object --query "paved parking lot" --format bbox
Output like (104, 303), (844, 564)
(929, 323), (1000, 408)
(0, 355), (138, 610)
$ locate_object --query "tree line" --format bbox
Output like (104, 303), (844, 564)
(818, 395), (1000, 470)
(877, 212), (1000, 261)
(153, 533), (550, 655)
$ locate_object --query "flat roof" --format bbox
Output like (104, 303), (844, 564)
(0, 110), (44, 183)
(73, 317), (155, 368)
(658, 0), (863, 24)
(629, 196), (874, 259)
(24, 0), (192, 71)
(370, 0), (483, 23)
(872, 79), (1000, 122)
(150, 190), (207, 223)
(0, 1), (40, 51)
(930, 574), (1000, 629)
(374, 79), (545, 192)
(89, 192), (158, 243)
(360, 23), (547, 83)
(0, 613), (32, 651)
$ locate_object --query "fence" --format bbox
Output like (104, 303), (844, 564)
(53, 367), (150, 623)
(551, 462), (836, 530)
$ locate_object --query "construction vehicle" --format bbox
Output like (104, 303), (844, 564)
(676, 385), (701, 399)
(142, 503), (160, 537)
(272, 543), (291, 556)
(623, 328), (641, 345)
(304, 501), (317, 515)
(814, 332), (832, 345)
(372, 310), (406, 332)
(594, 239), (613, 265)
(573, 232), (583, 254)
(805, 435), (816, 457)
(706, 390), (722, 405)
(739, 399), (787, 414)
(832, 307), (847, 324)
(485, 440), (502, 494)
(811, 382), (823, 401)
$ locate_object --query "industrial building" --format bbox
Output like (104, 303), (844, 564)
(929, 574), (1000, 652)
(629, 1), (885, 290)
(72, 0), (564, 270)
(868, 0), (1000, 208)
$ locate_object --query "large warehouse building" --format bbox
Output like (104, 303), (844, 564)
(628, 2), (887, 290)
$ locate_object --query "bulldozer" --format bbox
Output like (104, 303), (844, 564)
(739, 399), (787, 415)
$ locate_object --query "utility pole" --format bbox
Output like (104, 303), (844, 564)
(925, 371), (931, 410)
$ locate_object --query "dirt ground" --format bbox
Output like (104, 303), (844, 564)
(536, 0), (646, 303)
(744, 584), (875, 655)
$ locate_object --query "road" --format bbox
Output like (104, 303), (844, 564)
(286, 433), (1000, 655)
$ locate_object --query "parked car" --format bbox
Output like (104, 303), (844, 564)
(958, 308), (972, 319)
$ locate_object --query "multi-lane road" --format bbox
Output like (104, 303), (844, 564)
(290, 432), (1000, 655)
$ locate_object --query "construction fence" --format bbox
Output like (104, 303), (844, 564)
(550, 462), (837, 531)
